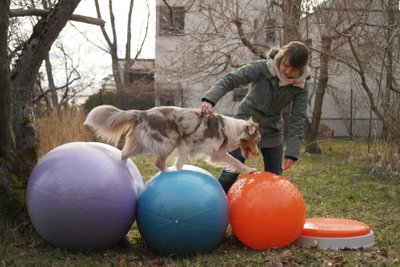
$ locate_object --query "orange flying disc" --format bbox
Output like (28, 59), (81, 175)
(295, 218), (375, 249)
(301, 218), (371, 238)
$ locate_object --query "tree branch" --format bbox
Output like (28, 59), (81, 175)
(10, 8), (105, 26)
(232, 18), (267, 59)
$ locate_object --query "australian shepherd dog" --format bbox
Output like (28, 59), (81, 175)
(84, 105), (261, 173)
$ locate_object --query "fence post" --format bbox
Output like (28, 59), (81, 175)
(349, 88), (353, 140)
(368, 106), (372, 152)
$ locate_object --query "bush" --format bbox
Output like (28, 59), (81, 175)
(84, 90), (155, 113)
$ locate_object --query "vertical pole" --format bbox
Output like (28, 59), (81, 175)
(368, 106), (372, 152)
(99, 89), (103, 105)
(181, 85), (184, 107)
(349, 88), (353, 140)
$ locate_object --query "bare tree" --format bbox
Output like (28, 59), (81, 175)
(303, 0), (368, 153)
(282, 0), (302, 42)
(304, 36), (331, 154)
(43, 54), (60, 110)
(94, 0), (151, 93)
(0, 0), (110, 217)
(9, 0), (105, 114)
(31, 39), (94, 114)
(306, 0), (400, 163)
(160, 1), (277, 74)
(11, 0), (81, 179)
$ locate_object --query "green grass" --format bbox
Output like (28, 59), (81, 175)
(1, 140), (399, 265)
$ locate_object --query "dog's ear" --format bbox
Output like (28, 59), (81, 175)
(246, 124), (257, 135)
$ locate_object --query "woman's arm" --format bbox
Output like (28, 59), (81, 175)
(285, 84), (308, 160)
(202, 60), (265, 105)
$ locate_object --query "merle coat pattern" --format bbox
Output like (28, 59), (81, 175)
(84, 105), (261, 173)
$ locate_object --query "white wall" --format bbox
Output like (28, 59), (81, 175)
(155, 0), (388, 137)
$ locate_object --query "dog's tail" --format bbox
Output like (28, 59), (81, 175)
(84, 105), (139, 145)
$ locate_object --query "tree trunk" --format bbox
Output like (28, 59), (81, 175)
(0, 0), (81, 218)
(282, 0), (302, 43)
(111, 49), (124, 91)
(0, 0), (15, 214)
(45, 55), (59, 111)
(94, 0), (150, 94)
(382, 0), (396, 142)
(305, 36), (331, 154)
(123, 0), (135, 88)
(12, 0), (81, 178)
(281, 0), (302, 138)
(94, 0), (124, 92)
(0, 0), (12, 162)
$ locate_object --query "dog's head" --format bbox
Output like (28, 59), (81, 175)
(239, 120), (261, 159)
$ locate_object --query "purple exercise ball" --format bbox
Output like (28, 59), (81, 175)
(26, 142), (138, 250)
(90, 142), (144, 195)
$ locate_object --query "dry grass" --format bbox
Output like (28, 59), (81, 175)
(346, 139), (400, 182)
(36, 107), (93, 157)
(36, 108), (400, 179)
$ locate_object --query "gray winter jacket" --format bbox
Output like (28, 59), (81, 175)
(202, 59), (308, 160)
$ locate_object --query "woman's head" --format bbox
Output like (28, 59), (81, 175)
(268, 41), (310, 79)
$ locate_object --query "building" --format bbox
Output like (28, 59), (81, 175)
(154, 0), (281, 112)
(117, 58), (155, 96)
(152, 0), (399, 138)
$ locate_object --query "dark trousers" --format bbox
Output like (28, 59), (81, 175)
(218, 145), (283, 193)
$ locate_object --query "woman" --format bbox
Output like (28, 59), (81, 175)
(201, 41), (310, 193)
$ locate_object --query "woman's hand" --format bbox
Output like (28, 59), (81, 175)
(283, 158), (294, 171)
(201, 101), (213, 114)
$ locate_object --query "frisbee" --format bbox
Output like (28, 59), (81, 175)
(295, 218), (374, 249)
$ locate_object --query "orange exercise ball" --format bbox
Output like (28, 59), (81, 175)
(228, 171), (306, 250)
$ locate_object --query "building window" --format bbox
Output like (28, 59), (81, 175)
(128, 72), (154, 83)
(156, 83), (181, 106)
(159, 6), (185, 35)
(233, 85), (248, 102)
(159, 95), (175, 106)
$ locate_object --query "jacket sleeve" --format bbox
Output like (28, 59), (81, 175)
(202, 60), (264, 105)
(285, 83), (308, 160)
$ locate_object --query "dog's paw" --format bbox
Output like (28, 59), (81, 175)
(244, 167), (257, 174)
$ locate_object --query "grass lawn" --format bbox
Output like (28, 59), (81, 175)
(1, 140), (399, 265)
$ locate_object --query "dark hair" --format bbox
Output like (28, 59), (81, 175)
(267, 47), (280, 59)
(267, 41), (310, 70)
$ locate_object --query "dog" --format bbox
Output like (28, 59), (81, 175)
(84, 105), (261, 173)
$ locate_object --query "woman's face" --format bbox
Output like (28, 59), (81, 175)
(279, 57), (301, 79)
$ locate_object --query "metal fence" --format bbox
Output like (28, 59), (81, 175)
(319, 117), (383, 139)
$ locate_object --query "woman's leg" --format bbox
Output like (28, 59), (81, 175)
(261, 145), (283, 175)
(218, 148), (245, 193)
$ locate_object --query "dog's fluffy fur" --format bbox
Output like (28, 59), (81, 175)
(84, 105), (261, 173)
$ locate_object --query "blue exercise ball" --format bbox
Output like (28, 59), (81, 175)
(165, 164), (214, 177)
(26, 142), (138, 250)
(136, 169), (229, 256)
